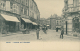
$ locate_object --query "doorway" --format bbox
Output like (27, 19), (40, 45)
(66, 21), (67, 34)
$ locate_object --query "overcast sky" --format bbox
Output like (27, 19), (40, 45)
(34, 0), (64, 18)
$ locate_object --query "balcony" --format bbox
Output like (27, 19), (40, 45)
(63, 6), (80, 14)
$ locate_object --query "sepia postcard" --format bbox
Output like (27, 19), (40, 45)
(0, 0), (80, 51)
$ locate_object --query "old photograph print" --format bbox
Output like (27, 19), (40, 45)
(0, 0), (80, 42)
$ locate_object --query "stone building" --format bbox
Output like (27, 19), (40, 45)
(62, 0), (80, 35)
(50, 14), (62, 30)
(56, 17), (62, 30)
(40, 18), (46, 26)
(50, 15), (56, 30)
(0, 0), (40, 33)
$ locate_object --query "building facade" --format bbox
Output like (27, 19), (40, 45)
(56, 17), (62, 30)
(29, 0), (40, 24)
(50, 14), (62, 30)
(50, 15), (56, 30)
(63, 0), (80, 35)
(0, 0), (40, 33)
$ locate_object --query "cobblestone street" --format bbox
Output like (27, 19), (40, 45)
(0, 29), (80, 42)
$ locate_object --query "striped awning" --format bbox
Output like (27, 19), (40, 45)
(22, 18), (32, 23)
(1, 14), (20, 22)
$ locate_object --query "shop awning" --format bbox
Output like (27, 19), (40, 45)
(32, 22), (37, 25)
(22, 18), (32, 23)
(1, 14), (20, 22)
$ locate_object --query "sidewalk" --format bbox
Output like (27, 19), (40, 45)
(0, 30), (37, 37)
(57, 30), (80, 39)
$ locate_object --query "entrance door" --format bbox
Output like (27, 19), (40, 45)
(9, 21), (16, 32)
(66, 21), (67, 34)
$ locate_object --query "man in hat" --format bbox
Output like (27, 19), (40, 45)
(36, 28), (40, 39)
(60, 27), (64, 39)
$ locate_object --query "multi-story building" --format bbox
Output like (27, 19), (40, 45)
(50, 15), (56, 30)
(50, 14), (62, 30)
(62, 0), (80, 35)
(56, 17), (62, 30)
(40, 18), (46, 26)
(0, 0), (40, 33)
(29, 0), (40, 23)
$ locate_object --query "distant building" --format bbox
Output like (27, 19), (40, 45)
(40, 18), (46, 26)
(50, 14), (62, 30)
(50, 15), (56, 30)
(56, 17), (62, 30)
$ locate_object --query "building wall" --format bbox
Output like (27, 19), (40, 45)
(56, 18), (62, 29)
(50, 18), (56, 30)
(63, 0), (80, 35)
(29, 0), (40, 21)
(0, 0), (40, 32)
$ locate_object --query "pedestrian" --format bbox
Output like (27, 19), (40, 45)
(6, 25), (9, 34)
(60, 28), (64, 39)
(56, 27), (58, 32)
(57, 27), (58, 32)
(44, 27), (47, 34)
(36, 28), (39, 39)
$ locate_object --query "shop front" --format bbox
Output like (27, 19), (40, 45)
(0, 14), (20, 33)
(21, 18), (38, 30)
(64, 13), (80, 35)
(21, 18), (32, 29)
(32, 22), (38, 29)
(72, 17), (80, 33)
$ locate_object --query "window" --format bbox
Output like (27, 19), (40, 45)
(26, 3), (27, 6)
(0, 1), (5, 9)
(60, 21), (61, 25)
(27, 10), (28, 15)
(73, 0), (79, 7)
(68, 0), (73, 4)
(30, 11), (31, 17)
(24, 8), (27, 15)
(20, 0), (21, 3)
(79, 0), (80, 2)
(21, 6), (23, 14)
(21, 0), (24, 4)
(78, 0), (80, 6)
(57, 21), (58, 25)
(13, 4), (18, 13)
(13, 9), (16, 13)
(17, 6), (19, 13)
(23, 8), (24, 14)
(25, 0), (28, 6)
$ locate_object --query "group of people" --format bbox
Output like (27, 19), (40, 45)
(42, 27), (47, 34)
(36, 26), (64, 40)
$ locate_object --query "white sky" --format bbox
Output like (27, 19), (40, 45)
(34, 0), (64, 18)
